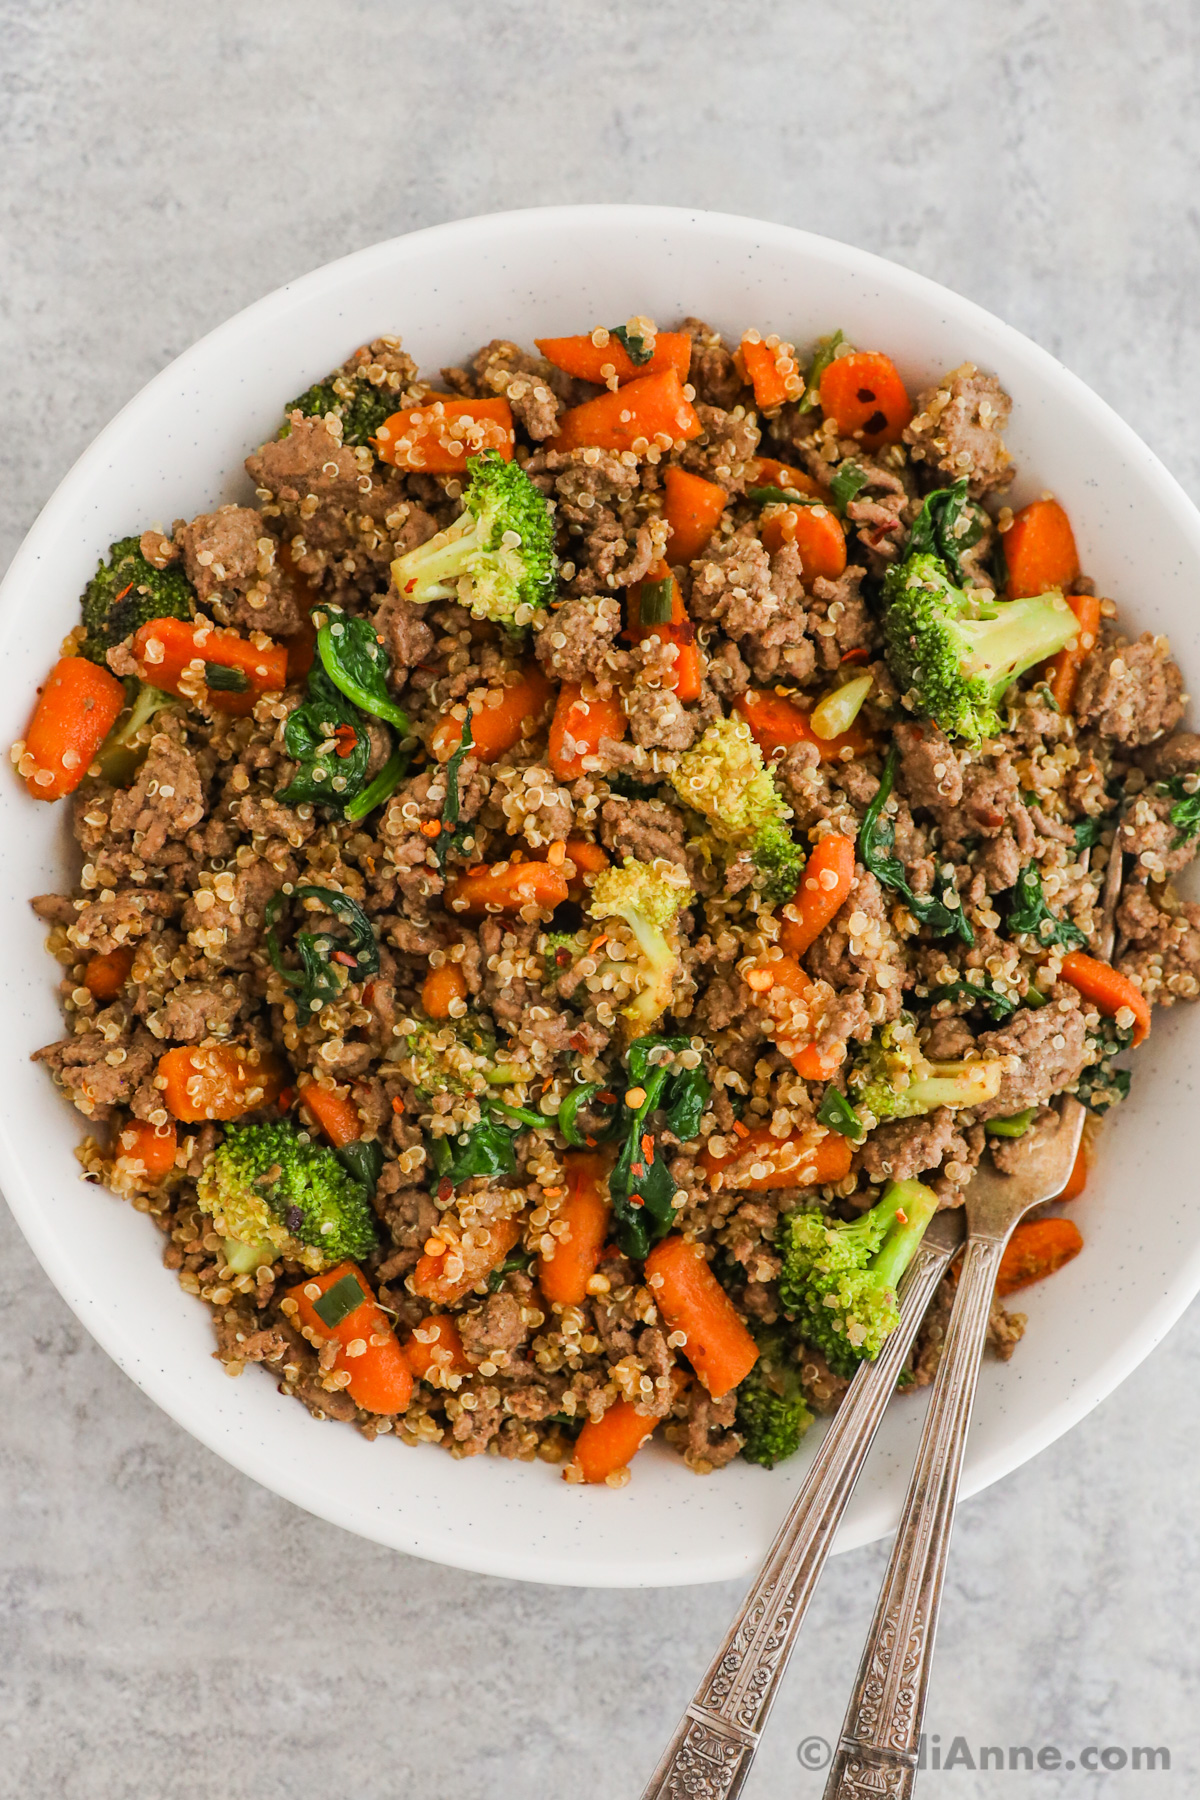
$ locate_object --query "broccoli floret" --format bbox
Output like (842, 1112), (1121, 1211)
(736, 1327), (815, 1469)
(284, 370), (398, 448)
(881, 551), (1078, 742)
(95, 683), (176, 786)
(80, 537), (195, 665)
(588, 858), (694, 1033)
(197, 1120), (378, 1274)
(670, 715), (804, 903)
(390, 452), (557, 629)
(847, 1015), (1003, 1120)
(387, 1017), (522, 1096)
(778, 1178), (939, 1378)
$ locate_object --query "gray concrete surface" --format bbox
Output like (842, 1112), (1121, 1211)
(2, 3), (1198, 1795)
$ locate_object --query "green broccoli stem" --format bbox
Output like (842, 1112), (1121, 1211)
(396, 512), (485, 599)
(343, 744), (410, 822)
(869, 1179), (940, 1294)
(959, 594), (1078, 699)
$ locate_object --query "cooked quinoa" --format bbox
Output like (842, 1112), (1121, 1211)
(19, 319), (1200, 1483)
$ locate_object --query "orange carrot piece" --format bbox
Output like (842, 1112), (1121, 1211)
(818, 350), (913, 449)
(431, 665), (553, 763)
(20, 657), (126, 801)
(83, 946), (136, 1001)
(157, 1044), (283, 1123)
(750, 458), (827, 500)
(571, 1398), (660, 1484)
(132, 617), (288, 718)
(299, 1080), (361, 1149)
(1046, 592), (1101, 713)
(780, 834), (856, 957)
(288, 1262), (414, 1414)
(445, 859), (570, 918)
(552, 369), (701, 456)
(421, 963), (468, 1019)
(401, 1313), (472, 1382)
(537, 1152), (612, 1306)
(760, 503), (847, 580)
(734, 687), (871, 765)
(740, 334), (799, 410)
(1058, 1139), (1088, 1203)
(548, 682), (629, 781)
(373, 396), (514, 472)
(114, 1118), (178, 1184)
(1060, 951), (1151, 1046)
(627, 562), (702, 702)
(644, 1235), (759, 1399)
(562, 837), (609, 898)
(996, 1218), (1083, 1297)
(662, 465), (727, 564)
(535, 330), (692, 386)
(701, 1121), (854, 1192)
(412, 1215), (523, 1306)
(745, 952), (845, 1079)
(1004, 498), (1080, 599)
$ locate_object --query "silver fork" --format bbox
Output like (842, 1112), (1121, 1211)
(821, 844), (1124, 1800)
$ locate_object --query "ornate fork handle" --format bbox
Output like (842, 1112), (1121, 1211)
(639, 1238), (955, 1800)
(822, 1234), (1005, 1800)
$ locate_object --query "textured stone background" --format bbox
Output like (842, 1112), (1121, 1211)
(2, 3), (1198, 1796)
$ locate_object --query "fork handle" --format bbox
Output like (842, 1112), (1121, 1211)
(638, 1238), (954, 1800)
(822, 1234), (1005, 1800)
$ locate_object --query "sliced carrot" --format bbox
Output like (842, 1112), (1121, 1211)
(626, 562), (702, 701)
(287, 1262), (414, 1414)
(745, 952), (847, 1079)
(114, 1118), (178, 1184)
(1060, 951), (1151, 1047)
(373, 397), (514, 472)
(749, 458), (827, 500)
(412, 1215), (523, 1306)
(570, 1399), (659, 1483)
(1004, 498), (1080, 599)
(548, 682), (629, 781)
(21, 657), (126, 801)
(1045, 592), (1101, 714)
(996, 1218), (1083, 1297)
(1058, 1139), (1087, 1203)
(780, 834), (856, 957)
(734, 687), (871, 765)
(401, 1313), (472, 1382)
(562, 837), (610, 898)
(431, 665), (553, 763)
(760, 503), (847, 580)
(422, 963), (468, 1019)
(132, 617), (288, 718)
(299, 1080), (361, 1149)
(157, 1044), (283, 1123)
(83, 946), (136, 1001)
(818, 350), (913, 449)
(662, 465), (727, 565)
(701, 1121), (854, 1192)
(551, 369), (701, 456)
(445, 860), (569, 918)
(535, 330), (691, 386)
(644, 1235), (759, 1399)
(537, 1152), (611, 1306)
(740, 334), (800, 410)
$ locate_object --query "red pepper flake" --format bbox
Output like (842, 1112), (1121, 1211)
(405, 579), (418, 595)
(732, 1120), (749, 1138)
(419, 820), (442, 839)
(597, 1091), (617, 1105)
(437, 1177), (453, 1203)
(331, 950), (357, 968)
(391, 1095), (405, 1115)
(278, 1085), (295, 1111)
(584, 1136), (597, 1148)
(113, 582), (134, 605)
(332, 723), (359, 758)
(895, 1208), (908, 1225)
(840, 646), (869, 665)
(641, 1133), (654, 1164)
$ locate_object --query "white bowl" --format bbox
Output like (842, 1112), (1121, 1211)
(3, 205), (1198, 1588)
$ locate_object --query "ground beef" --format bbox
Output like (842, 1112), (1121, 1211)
(894, 721), (963, 811)
(372, 588), (436, 680)
(1137, 732), (1200, 779)
(804, 870), (904, 1022)
(676, 1386), (742, 1473)
(679, 318), (744, 410)
(977, 1000), (1089, 1118)
(903, 364), (1014, 496)
(156, 979), (245, 1043)
(472, 339), (563, 441)
(246, 415), (364, 511)
(458, 1292), (529, 1358)
(599, 795), (689, 868)
(1074, 634), (1185, 745)
(676, 403), (760, 494)
(534, 595), (624, 685)
(108, 731), (206, 860)
(857, 1107), (967, 1182)
(33, 1024), (158, 1120)
(1115, 878), (1200, 1006)
(1115, 785), (1200, 879)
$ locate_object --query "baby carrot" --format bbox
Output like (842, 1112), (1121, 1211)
(132, 617), (287, 718)
(288, 1262), (414, 1414)
(570, 1399), (660, 1484)
(157, 1044), (283, 1122)
(83, 946), (136, 1001)
(537, 1152), (611, 1306)
(701, 1121), (854, 1192)
(1059, 951), (1151, 1047)
(1004, 498), (1080, 599)
(445, 860), (569, 918)
(996, 1218), (1083, 1297)
(759, 502), (847, 580)
(535, 330), (692, 386)
(662, 466), (727, 564)
(20, 657), (126, 800)
(551, 369), (701, 456)
(749, 458), (826, 499)
(412, 1215), (523, 1307)
(421, 963), (468, 1019)
(644, 1235), (759, 1400)
(819, 350), (913, 449)
(734, 688), (871, 765)
(626, 562), (702, 701)
(401, 1313), (472, 1383)
(1045, 592), (1101, 713)
(299, 1080), (361, 1149)
(431, 665), (553, 762)
(548, 682), (628, 781)
(745, 952), (845, 1079)
(1058, 1139), (1088, 1203)
(740, 333), (800, 410)
(114, 1119), (178, 1184)
(779, 834), (856, 957)
(373, 397), (515, 472)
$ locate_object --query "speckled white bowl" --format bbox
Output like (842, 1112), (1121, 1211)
(3, 205), (1199, 1587)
